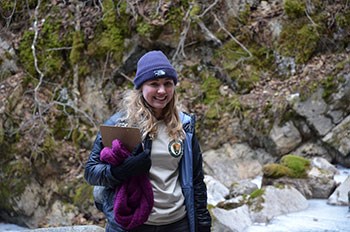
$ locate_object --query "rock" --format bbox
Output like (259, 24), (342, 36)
(204, 175), (229, 206)
(229, 179), (259, 198)
(307, 166), (337, 198)
(269, 121), (302, 155)
(262, 176), (313, 198)
(293, 89), (334, 136)
(322, 114), (350, 158)
(328, 176), (350, 206)
(249, 185), (308, 223)
(216, 196), (246, 210)
(262, 158), (337, 199)
(203, 143), (262, 187)
(293, 142), (332, 162)
(211, 205), (252, 232)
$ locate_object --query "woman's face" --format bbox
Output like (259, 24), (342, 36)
(141, 77), (175, 118)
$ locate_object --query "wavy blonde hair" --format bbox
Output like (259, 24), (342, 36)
(119, 89), (185, 141)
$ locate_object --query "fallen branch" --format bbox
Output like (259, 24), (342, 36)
(213, 13), (252, 57)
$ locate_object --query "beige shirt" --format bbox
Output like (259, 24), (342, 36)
(146, 122), (186, 225)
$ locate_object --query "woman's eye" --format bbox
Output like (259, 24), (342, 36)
(150, 82), (159, 87)
(164, 81), (174, 87)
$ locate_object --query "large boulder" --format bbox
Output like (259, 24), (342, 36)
(203, 143), (263, 187)
(249, 185), (308, 223)
(262, 156), (337, 199)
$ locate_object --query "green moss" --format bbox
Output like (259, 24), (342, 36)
(283, 0), (305, 19)
(278, 22), (320, 63)
(0, 151), (32, 210)
(247, 188), (265, 212)
(250, 188), (265, 199)
(136, 22), (153, 37)
(335, 57), (350, 71)
(201, 75), (221, 105)
(18, 31), (36, 75)
(73, 183), (93, 211)
(215, 38), (274, 92)
(238, 4), (251, 25)
(42, 136), (57, 156)
(70, 31), (84, 65)
(336, 10), (350, 29)
(0, 125), (3, 144)
(166, 1), (188, 34)
(321, 76), (337, 100)
(53, 114), (70, 140)
(263, 163), (294, 178)
(29, 135), (57, 166)
(18, 12), (74, 78)
(1, 0), (37, 15)
(87, 0), (127, 63)
(280, 154), (310, 178)
(224, 95), (243, 115)
(190, 3), (201, 17)
(274, 183), (286, 189)
(71, 127), (91, 148)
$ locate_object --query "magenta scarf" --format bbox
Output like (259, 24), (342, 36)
(100, 139), (154, 230)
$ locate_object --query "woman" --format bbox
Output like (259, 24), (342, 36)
(84, 50), (212, 232)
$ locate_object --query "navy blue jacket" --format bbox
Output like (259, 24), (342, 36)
(84, 112), (211, 231)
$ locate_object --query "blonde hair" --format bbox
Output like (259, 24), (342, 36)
(119, 89), (185, 140)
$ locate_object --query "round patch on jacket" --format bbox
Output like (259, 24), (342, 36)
(168, 139), (183, 158)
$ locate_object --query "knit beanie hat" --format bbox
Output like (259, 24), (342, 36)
(133, 51), (178, 89)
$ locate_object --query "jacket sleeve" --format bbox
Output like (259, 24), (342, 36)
(84, 113), (123, 189)
(192, 132), (212, 230)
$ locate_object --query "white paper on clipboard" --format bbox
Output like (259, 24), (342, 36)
(100, 125), (142, 152)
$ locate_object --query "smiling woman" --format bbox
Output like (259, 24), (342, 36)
(84, 50), (212, 232)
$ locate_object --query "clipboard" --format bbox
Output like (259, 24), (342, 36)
(100, 125), (142, 152)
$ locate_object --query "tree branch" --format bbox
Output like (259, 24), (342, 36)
(172, 4), (193, 60)
(32, 0), (45, 121)
(213, 13), (252, 57)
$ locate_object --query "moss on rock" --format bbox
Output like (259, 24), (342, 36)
(278, 22), (320, 63)
(280, 154), (310, 178)
(283, 0), (306, 19)
(87, 0), (128, 63)
(263, 154), (310, 178)
(263, 163), (294, 178)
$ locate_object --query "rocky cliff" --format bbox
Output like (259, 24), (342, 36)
(0, 0), (349, 229)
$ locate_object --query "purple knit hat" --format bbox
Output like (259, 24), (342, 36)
(133, 51), (178, 89)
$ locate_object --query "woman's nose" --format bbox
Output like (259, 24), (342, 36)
(158, 85), (166, 93)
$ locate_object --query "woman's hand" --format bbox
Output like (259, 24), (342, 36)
(111, 139), (152, 181)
